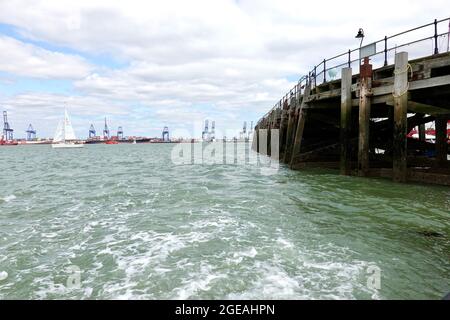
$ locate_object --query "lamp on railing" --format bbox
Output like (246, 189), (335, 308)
(355, 28), (365, 48)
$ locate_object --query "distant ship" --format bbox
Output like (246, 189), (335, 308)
(0, 139), (18, 146)
(52, 110), (84, 149)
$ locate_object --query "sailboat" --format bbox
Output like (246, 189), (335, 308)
(52, 110), (84, 149)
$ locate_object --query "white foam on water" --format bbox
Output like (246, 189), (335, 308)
(226, 262), (301, 299)
(2, 195), (16, 203)
(33, 275), (67, 299)
(234, 247), (258, 259)
(171, 263), (227, 299)
(41, 232), (58, 238)
(276, 237), (294, 249)
(98, 229), (215, 299)
(0, 271), (8, 281)
(226, 247), (258, 265)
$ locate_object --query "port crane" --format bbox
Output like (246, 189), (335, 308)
(103, 118), (110, 139)
(26, 124), (36, 141)
(210, 121), (215, 141)
(202, 120), (209, 141)
(162, 126), (169, 142)
(117, 126), (124, 140)
(89, 124), (96, 138)
(2, 111), (13, 141)
(240, 121), (247, 140)
(248, 121), (253, 138)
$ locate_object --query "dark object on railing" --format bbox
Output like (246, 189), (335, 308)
(384, 36), (388, 66)
(323, 59), (326, 83)
(314, 67), (317, 88)
(434, 19), (439, 55)
(348, 49), (351, 67)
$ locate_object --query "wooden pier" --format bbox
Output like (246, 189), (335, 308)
(253, 19), (450, 186)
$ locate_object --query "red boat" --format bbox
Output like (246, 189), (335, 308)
(407, 120), (450, 144)
(0, 139), (18, 146)
(105, 140), (118, 145)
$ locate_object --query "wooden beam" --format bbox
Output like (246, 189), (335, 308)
(406, 100), (450, 115)
(352, 94), (394, 107)
(370, 75), (450, 97)
(393, 52), (409, 183)
(289, 83), (311, 168)
(340, 67), (352, 175)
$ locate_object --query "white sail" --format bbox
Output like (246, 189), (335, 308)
(53, 120), (64, 142)
(63, 110), (77, 141)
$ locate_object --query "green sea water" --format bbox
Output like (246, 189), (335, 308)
(0, 143), (449, 299)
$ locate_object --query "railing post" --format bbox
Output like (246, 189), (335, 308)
(434, 19), (439, 55)
(314, 66), (317, 88)
(384, 36), (388, 66)
(323, 59), (326, 83)
(348, 50), (351, 67)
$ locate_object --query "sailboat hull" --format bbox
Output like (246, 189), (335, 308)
(52, 143), (84, 149)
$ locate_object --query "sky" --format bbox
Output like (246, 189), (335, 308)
(0, 0), (448, 139)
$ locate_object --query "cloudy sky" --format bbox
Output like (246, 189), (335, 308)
(0, 0), (448, 139)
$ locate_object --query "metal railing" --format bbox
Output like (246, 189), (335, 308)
(258, 17), (450, 125)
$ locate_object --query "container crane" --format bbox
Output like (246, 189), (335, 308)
(162, 126), (169, 142)
(210, 121), (215, 141)
(26, 124), (36, 141)
(117, 126), (124, 140)
(103, 118), (110, 139)
(89, 124), (96, 138)
(202, 120), (209, 141)
(2, 111), (13, 141)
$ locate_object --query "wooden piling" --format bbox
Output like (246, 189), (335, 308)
(267, 112), (272, 156)
(340, 67), (352, 175)
(289, 82), (311, 168)
(279, 100), (289, 160)
(251, 124), (259, 154)
(358, 58), (372, 177)
(419, 123), (426, 142)
(282, 97), (297, 163)
(435, 115), (448, 167)
(393, 52), (409, 182)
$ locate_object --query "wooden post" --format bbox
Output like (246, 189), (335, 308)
(393, 52), (409, 182)
(282, 98), (297, 163)
(358, 58), (372, 177)
(252, 124), (258, 152)
(279, 100), (289, 160)
(418, 123), (426, 142)
(340, 67), (352, 175)
(267, 114), (272, 157)
(289, 83), (311, 168)
(258, 128), (268, 156)
(435, 115), (448, 167)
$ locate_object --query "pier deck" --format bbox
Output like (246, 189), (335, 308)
(254, 18), (450, 186)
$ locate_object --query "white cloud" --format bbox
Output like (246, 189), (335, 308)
(0, 0), (448, 137)
(0, 35), (92, 79)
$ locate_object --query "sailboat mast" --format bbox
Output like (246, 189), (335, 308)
(63, 109), (66, 143)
